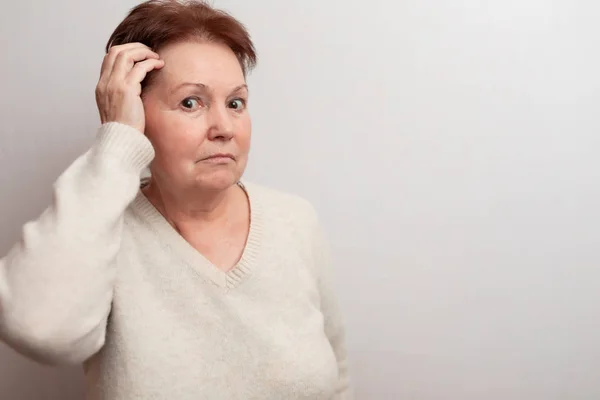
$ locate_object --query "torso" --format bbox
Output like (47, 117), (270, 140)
(83, 182), (340, 400)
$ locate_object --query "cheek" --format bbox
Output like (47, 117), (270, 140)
(148, 116), (207, 165)
(158, 131), (198, 158)
(151, 130), (207, 175)
(152, 133), (203, 177)
(236, 117), (252, 150)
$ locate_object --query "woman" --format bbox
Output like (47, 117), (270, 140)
(0, 1), (351, 399)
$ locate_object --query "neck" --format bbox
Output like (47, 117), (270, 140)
(142, 179), (237, 228)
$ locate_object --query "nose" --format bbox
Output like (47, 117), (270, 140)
(206, 103), (234, 141)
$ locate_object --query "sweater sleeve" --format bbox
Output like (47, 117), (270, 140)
(311, 213), (353, 399)
(0, 122), (154, 365)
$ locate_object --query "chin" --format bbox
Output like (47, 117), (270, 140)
(194, 171), (241, 192)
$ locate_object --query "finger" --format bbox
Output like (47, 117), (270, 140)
(101, 43), (153, 73)
(110, 47), (161, 82)
(100, 43), (156, 81)
(126, 59), (165, 90)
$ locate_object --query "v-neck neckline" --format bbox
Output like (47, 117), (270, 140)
(131, 181), (263, 289)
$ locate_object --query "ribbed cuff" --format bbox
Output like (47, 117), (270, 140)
(93, 122), (155, 172)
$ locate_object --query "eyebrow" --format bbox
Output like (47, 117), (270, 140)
(171, 83), (248, 94)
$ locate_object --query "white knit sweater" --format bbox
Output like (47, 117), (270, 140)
(0, 123), (351, 399)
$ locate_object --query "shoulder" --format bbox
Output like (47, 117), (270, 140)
(242, 181), (321, 228)
(241, 181), (326, 261)
(243, 181), (331, 281)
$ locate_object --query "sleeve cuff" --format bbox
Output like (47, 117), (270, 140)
(93, 122), (155, 172)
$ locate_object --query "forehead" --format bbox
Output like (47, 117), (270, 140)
(156, 41), (245, 88)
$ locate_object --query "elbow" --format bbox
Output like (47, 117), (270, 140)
(0, 308), (106, 365)
(17, 327), (105, 365)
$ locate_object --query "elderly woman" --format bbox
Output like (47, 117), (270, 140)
(0, 0), (351, 399)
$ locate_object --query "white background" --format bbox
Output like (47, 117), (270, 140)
(1, 0), (599, 399)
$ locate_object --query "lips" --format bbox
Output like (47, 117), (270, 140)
(200, 153), (235, 162)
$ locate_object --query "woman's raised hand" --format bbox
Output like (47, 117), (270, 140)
(95, 43), (164, 133)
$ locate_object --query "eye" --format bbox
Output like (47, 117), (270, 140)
(181, 97), (203, 111)
(228, 98), (246, 111)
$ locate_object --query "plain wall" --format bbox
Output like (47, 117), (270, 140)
(1, 0), (599, 399)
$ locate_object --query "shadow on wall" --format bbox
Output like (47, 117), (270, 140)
(0, 343), (85, 400)
(0, 119), (95, 254)
(0, 119), (94, 400)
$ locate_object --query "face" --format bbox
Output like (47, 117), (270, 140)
(142, 40), (251, 193)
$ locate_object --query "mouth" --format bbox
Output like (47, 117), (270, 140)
(199, 153), (235, 163)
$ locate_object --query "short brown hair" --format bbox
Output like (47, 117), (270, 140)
(105, 0), (257, 76)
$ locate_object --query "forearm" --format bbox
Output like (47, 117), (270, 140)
(0, 123), (153, 364)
